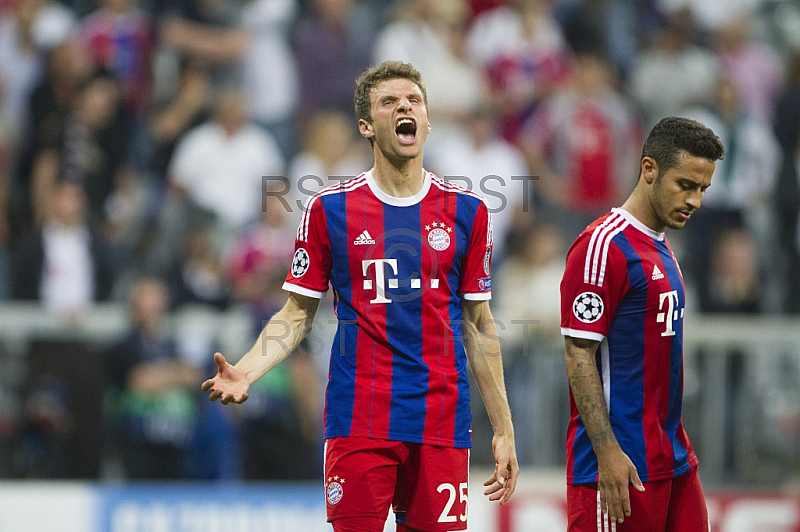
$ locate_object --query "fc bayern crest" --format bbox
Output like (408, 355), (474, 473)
(428, 228), (451, 251)
(291, 248), (310, 278)
(573, 292), (604, 323)
(326, 481), (344, 505)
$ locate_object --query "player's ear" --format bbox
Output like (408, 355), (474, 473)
(358, 118), (374, 140)
(641, 157), (658, 184)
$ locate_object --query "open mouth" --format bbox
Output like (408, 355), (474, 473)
(395, 117), (417, 144)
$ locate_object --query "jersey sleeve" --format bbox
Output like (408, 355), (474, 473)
(459, 199), (493, 300)
(282, 195), (332, 298)
(560, 231), (629, 341)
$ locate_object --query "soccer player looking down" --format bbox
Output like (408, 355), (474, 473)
(202, 61), (518, 532)
(560, 116), (725, 531)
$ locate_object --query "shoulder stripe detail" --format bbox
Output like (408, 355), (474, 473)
(583, 213), (627, 286)
(430, 174), (492, 246)
(297, 174), (367, 242)
(596, 222), (628, 287)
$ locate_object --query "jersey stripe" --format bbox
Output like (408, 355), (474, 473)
(583, 212), (622, 284)
(298, 174), (367, 242)
(324, 189), (357, 434)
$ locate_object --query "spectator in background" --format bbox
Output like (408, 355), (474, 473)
(157, 0), (244, 89)
(148, 57), (212, 184)
(628, 9), (719, 128)
(148, 89), (283, 277)
(493, 220), (567, 467)
(0, 0), (49, 131)
(27, 69), (131, 229)
(168, 89), (283, 233)
(22, 41), (84, 198)
(287, 108), (371, 216)
(77, 0), (153, 119)
(105, 276), (201, 479)
(680, 76), (780, 289)
(374, 0), (484, 150)
(699, 228), (762, 313)
(239, 0), (299, 161)
(13, 375), (73, 478)
(0, 0), (76, 133)
(227, 178), (303, 326)
(0, 75), (15, 300)
(168, 224), (230, 309)
(427, 105), (530, 263)
(520, 50), (642, 242)
(235, 337), (321, 480)
(775, 124), (800, 314)
(697, 228), (762, 479)
(11, 179), (112, 314)
(466, 0), (573, 143)
(293, 0), (375, 120)
(773, 53), (800, 154)
(712, 14), (783, 123)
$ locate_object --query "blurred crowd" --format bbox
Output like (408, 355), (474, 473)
(1, 0), (800, 483)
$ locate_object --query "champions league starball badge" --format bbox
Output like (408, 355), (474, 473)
(573, 291), (604, 323)
(291, 248), (310, 278)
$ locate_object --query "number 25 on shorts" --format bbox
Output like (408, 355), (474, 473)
(437, 482), (468, 523)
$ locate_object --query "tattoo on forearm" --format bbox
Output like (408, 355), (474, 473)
(568, 356), (616, 447)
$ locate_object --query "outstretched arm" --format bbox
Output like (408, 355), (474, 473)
(201, 292), (320, 404)
(462, 299), (518, 505)
(564, 335), (644, 524)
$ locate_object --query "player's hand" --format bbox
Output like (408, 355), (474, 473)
(595, 442), (645, 524)
(483, 433), (519, 505)
(201, 352), (250, 404)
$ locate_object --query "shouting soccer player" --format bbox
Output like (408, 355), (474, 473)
(560, 116), (725, 531)
(202, 61), (518, 532)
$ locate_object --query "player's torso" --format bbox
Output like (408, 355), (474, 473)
(602, 224), (694, 481)
(319, 174), (484, 447)
(564, 210), (696, 483)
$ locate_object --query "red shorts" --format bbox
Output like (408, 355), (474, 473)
(324, 436), (469, 531)
(567, 467), (709, 532)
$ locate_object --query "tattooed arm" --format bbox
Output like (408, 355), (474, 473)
(564, 336), (644, 524)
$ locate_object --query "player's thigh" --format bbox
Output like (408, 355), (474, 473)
(394, 444), (469, 532)
(567, 481), (671, 532)
(666, 467), (709, 532)
(325, 437), (408, 524)
(331, 516), (387, 532)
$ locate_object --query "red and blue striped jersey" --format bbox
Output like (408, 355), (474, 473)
(283, 170), (493, 448)
(560, 208), (698, 484)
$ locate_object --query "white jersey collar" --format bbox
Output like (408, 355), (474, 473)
(612, 207), (665, 241)
(366, 169), (431, 207)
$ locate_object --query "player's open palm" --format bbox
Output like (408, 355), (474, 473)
(201, 352), (250, 404)
(596, 443), (644, 524)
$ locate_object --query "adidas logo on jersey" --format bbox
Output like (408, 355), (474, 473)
(354, 230), (376, 245)
(652, 265), (665, 280)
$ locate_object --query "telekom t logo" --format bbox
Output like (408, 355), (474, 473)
(656, 290), (684, 337)
(362, 259), (439, 304)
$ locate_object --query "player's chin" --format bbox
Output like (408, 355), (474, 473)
(666, 214), (689, 230)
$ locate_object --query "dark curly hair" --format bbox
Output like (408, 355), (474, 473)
(641, 117), (725, 173)
(353, 61), (428, 124)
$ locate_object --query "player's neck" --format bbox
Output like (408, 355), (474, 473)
(620, 187), (666, 233)
(371, 152), (426, 198)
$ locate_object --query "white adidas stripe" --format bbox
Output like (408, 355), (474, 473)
(297, 174), (367, 242)
(596, 491), (617, 532)
(584, 213), (626, 286)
